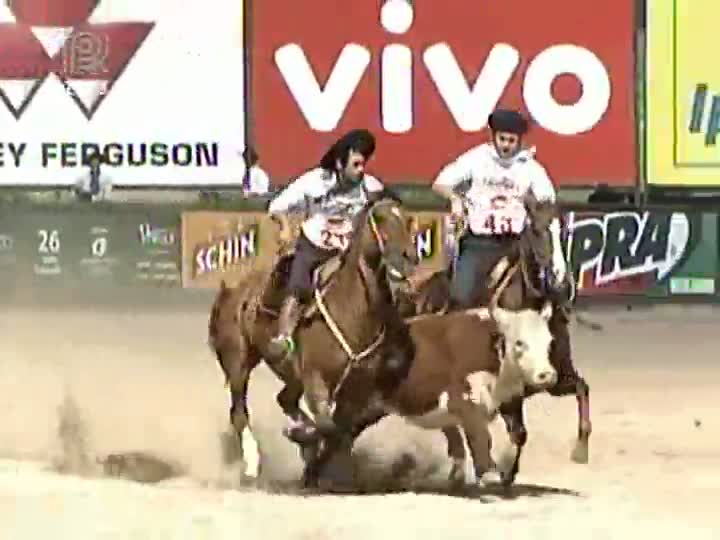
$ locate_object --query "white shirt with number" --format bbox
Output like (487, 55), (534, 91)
(268, 167), (384, 250)
(433, 143), (557, 237)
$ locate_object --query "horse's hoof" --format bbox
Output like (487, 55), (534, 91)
(477, 470), (503, 487)
(500, 470), (516, 487)
(447, 462), (466, 490)
(570, 440), (589, 464)
(301, 472), (320, 490)
(283, 424), (319, 445)
(314, 415), (337, 436)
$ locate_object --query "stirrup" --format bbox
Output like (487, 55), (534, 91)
(271, 334), (296, 355)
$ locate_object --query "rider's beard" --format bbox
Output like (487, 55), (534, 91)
(341, 169), (364, 184)
(493, 140), (521, 161)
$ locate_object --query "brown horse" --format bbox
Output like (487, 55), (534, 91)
(208, 195), (420, 486)
(395, 196), (592, 486)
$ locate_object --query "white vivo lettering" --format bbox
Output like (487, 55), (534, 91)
(274, 43), (371, 132)
(382, 44), (413, 133)
(275, 4), (611, 135)
(424, 43), (519, 132)
(523, 45), (611, 135)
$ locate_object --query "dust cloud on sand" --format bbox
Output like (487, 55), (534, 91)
(0, 305), (718, 539)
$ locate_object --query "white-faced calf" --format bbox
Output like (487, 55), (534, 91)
(382, 302), (556, 487)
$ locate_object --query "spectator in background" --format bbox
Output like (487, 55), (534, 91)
(74, 153), (113, 202)
(242, 146), (271, 196)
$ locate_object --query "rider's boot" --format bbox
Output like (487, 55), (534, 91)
(267, 295), (303, 358)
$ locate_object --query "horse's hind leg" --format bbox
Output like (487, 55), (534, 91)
(442, 426), (468, 489)
(498, 396), (527, 486)
(227, 350), (262, 480)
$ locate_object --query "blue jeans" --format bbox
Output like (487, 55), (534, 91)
(287, 232), (338, 302)
(450, 233), (514, 308)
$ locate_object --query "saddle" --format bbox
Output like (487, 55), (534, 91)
(263, 251), (344, 320)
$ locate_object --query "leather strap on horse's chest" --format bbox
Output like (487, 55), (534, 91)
(313, 286), (386, 363)
(489, 258), (518, 307)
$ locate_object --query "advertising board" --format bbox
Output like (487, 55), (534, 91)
(0, 1), (245, 186)
(564, 209), (715, 297)
(180, 209), (448, 289)
(647, 0), (720, 186)
(0, 205), (182, 299)
(181, 211), (276, 289)
(250, 0), (636, 186)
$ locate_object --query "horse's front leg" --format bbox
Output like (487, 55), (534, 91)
(546, 307), (592, 464)
(302, 369), (337, 436)
(276, 381), (318, 446)
(298, 368), (341, 489)
(498, 396), (527, 487)
(571, 379), (591, 463)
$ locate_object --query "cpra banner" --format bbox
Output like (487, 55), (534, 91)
(250, 0), (636, 187)
(564, 209), (696, 296)
(646, 0), (720, 186)
(0, 0), (245, 186)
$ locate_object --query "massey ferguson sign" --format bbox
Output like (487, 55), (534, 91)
(0, 0), (246, 186)
(251, 0), (636, 186)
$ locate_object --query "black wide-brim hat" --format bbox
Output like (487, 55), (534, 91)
(319, 129), (376, 170)
(488, 109), (529, 135)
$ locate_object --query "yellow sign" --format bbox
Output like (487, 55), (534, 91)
(647, 0), (720, 185)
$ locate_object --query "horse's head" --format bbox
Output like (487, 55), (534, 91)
(350, 192), (419, 282)
(516, 193), (562, 296)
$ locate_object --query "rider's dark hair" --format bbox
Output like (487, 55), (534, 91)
(320, 129), (376, 170)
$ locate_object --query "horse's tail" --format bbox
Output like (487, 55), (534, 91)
(208, 280), (231, 342)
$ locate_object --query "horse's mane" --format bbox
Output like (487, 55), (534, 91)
(339, 190), (402, 266)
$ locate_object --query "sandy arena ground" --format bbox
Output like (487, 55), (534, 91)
(0, 303), (718, 539)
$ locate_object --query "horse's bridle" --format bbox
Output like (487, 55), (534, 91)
(487, 221), (556, 307)
(313, 199), (409, 406)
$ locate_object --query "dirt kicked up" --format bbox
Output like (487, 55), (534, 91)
(0, 305), (717, 539)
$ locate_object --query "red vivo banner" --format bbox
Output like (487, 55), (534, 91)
(249, 0), (636, 186)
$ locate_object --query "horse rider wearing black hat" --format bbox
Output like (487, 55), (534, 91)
(432, 108), (584, 395)
(267, 129), (385, 358)
(432, 108), (568, 308)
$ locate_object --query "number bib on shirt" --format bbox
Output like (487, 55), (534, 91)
(320, 217), (352, 250)
(468, 196), (527, 236)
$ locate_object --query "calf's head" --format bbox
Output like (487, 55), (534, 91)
(491, 302), (557, 389)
